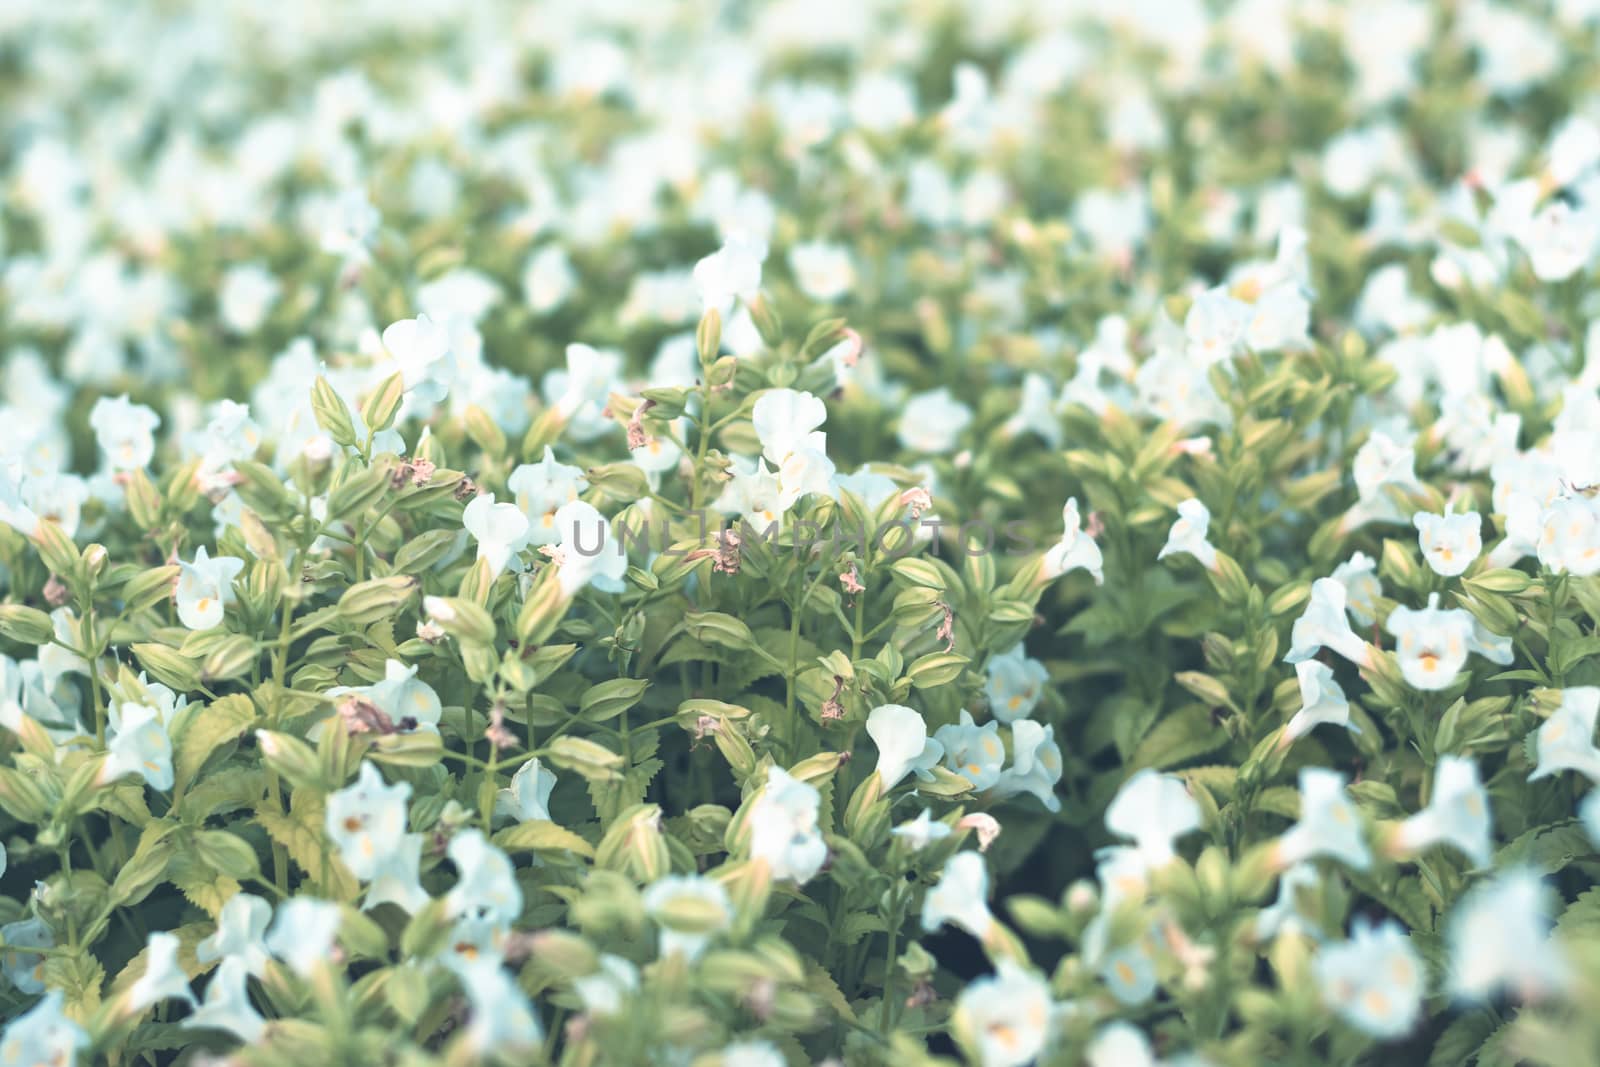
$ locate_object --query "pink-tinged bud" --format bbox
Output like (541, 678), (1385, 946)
(958, 812), (1001, 852)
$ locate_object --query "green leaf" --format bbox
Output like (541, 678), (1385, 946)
(493, 819), (596, 859)
(1130, 706), (1230, 770)
(173, 694), (257, 794)
(254, 790), (360, 901)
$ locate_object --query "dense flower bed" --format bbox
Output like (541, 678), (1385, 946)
(4, 1), (1600, 1064)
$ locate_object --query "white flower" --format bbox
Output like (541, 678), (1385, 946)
(1104, 769), (1201, 868)
(380, 314), (456, 405)
(197, 893), (272, 976)
(897, 388), (972, 455)
(0, 991), (88, 1067)
(265, 898), (343, 977)
(1283, 661), (1355, 744)
(787, 241), (855, 301)
(463, 491), (531, 579)
(456, 959), (544, 1054)
(1272, 767), (1371, 870)
(1315, 920), (1424, 1040)
(1413, 508), (1482, 577)
(892, 809), (953, 851)
(1386, 593), (1510, 691)
(693, 233), (767, 313)
(1449, 869), (1569, 1001)
(326, 761), (412, 881)
(507, 446), (588, 546)
(1329, 552), (1383, 626)
(89, 394), (160, 471)
(1518, 199), (1599, 281)
(218, 263), (280, 335)
(102, 703), (173, 791)
(1538, 493), (1600, 575)
(1042, 498), (1104, 584)
(866, 704), (944, 789)
(922, 851), (995, 940)
(1393, 755), (1492, 866)
(643, 874), (733, 961)
(1529, 686), (1600, 782)
(1157, 497), (1219, 570)
(572, 954), (638, 1017)
(553, 500), (628, 598)
(1284, 578), (1375, 668)
(747, 766), (826, 883)
(127, 932), (197, 1013)
(993, 720), (1063, 812)
(496, 758), (558, 823)
(175, 545), (244, 631)
(445, 829), (523, 927)
(751, 388), (835, 509)
(952, 962), (1054, 1067)
(523, 245), (577, 314)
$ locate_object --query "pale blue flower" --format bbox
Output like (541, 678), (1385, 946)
(935, 710), (1006, 791)
(1315, 920), (1424, 1040)
(0, 990), (88, 1067)
(1284, 579), (1374, 668)
(463, 491), (531, 579)
(984, 645), (1048, 724)
(455, 959), (543, 1054)
(1042, 498), (1104, 584)
(992, 720), (1062, 812)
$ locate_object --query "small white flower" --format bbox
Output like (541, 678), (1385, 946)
(1394, 755), (1492, 866)
(1284, 578), (1375, 669)
(892, 809), (953, 851)
(175, 545), (245, 631)
(952, 962), (1054, 1067)
(127, 932), (197, 1013)
(463, 491), (531, 579)
(1157, 497), (1219, 570)
(747, 766), (827, 883)
(1104, 769), (1201, 869)
(1283, 661), (1356, 744)
(866, 704), (944, 790)
(922, 851), (994, 940)
(1413, 508), (1482, 577)
(1530, 687), (1600, 782)
(264, 898), (343, 977)
(89, 394), (161, 472)
(1272, 767), (1371, 870)
(897, 388), (973, 455)
(693, 233), (767, 313)
(496, 758), (557, 823)
(1042, 498), (1104, 584)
